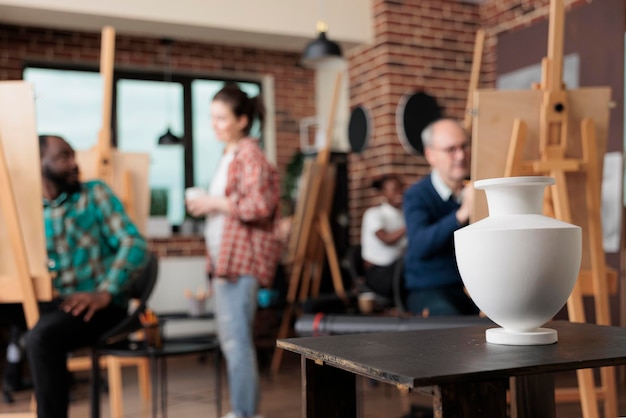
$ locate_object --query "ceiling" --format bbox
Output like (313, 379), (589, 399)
(0, 0), (485, 53)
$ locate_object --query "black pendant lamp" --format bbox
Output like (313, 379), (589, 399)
(157, 38), (182, 146)
(158, 128), (181, 145)
(301, 21), (344, 69)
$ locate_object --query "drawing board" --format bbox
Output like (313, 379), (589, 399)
(471, 87), (611, 272)
(0, 81), (52, 303)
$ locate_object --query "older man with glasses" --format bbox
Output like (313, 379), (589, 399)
(402, 118), (479, 317)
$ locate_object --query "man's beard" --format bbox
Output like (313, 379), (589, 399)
(43, 167), (81, 195)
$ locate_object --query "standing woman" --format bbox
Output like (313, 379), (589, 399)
(186, 84), (281, 418)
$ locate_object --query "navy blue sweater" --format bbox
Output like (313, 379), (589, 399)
(403, 174), (465, 291)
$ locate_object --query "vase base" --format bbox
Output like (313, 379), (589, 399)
(486, 327), (557, 345)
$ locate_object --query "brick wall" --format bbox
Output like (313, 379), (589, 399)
(148, 236), (206, 258)
(346, 0), (482, 244)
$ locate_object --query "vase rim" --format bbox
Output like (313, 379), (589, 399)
(474, 176), (555, 189)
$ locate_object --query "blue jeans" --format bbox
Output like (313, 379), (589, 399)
(213, 276), (260, 417)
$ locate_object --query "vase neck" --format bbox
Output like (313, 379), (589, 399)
(484, 185), (545, 216)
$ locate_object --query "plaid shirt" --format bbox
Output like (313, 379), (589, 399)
(44, 180), (149, 306)
(210, 138), (281, 287)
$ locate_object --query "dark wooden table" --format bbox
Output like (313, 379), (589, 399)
(277, 320), (626, 418)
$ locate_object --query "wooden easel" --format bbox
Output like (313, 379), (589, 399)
(75, 26), (150, 235)
(463, 28), (485, 132)
(271, 72), (347, 374)
(71, 26), (152, 418)
(0, 81), (52, 417)
(472, 1), (616, 417)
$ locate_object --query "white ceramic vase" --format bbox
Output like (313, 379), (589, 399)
(454, 176), (582, 345)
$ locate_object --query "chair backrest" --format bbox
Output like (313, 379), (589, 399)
(128, 252), (159, 308)
(98, 252), (159, 345)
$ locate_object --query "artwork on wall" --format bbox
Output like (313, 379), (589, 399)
(395, 91), (442, 155)
(348, 105), (370, 153)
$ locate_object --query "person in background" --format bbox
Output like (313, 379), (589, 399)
(186, 84), (281, 418)
(0, 134), (150, 418)
(360, 174), (407, 300)
(403, 119), (479, 316)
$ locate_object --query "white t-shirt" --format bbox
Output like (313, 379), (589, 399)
(361, 202), (407, 266)
(204, 150), (235, 268)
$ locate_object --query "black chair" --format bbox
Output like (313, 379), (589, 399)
(90, 252), (159, 418)
(348, 244), (407, 312)
(346, 245), (366, 291)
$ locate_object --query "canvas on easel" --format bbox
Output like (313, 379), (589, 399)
(0, 81), (52, 417)
(0, 81), (52, 322)
(471, 1), (615, 417)
(76, 147), (150, 234)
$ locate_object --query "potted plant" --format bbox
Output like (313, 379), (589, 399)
(147, 188), (171, 238)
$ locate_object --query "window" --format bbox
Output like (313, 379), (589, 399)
(24, 67), (102, 150)
(24, 65), (262, 228)
(116, 78), (185, 224)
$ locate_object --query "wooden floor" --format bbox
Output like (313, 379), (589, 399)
(0, 351), (624, 417)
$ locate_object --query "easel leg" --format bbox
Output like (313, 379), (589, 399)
(299, 260), (315, 302)
(504, 119), (528, 177)
(581, 118), (617, 417)
(310, 241), (325, 298)
(556, 174), (600, 418)
(272, 258), (305, 373)
(317, 215), (347, 301)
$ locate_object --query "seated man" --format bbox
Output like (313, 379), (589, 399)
(403, 119), (478, 316)
(1, 134), (149, 418)
(360, 174), (406, 300)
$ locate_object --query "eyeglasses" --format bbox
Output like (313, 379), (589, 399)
(430, 142), (471, 156)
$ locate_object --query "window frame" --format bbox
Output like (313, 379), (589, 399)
(23, 60), (263, 198)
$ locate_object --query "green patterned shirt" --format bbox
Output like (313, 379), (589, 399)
(44, 180), (149, 306)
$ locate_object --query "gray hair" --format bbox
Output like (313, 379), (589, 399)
(421, 119), (466, 149)
(421, 121), (436, 149)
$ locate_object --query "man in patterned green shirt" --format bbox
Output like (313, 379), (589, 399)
(3, 135), (150, 418)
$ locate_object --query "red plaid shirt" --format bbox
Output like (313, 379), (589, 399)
(208, 138), (281, 287)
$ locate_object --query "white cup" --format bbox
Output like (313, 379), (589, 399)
(358, 292), (376, 314)
(185, 187), (206, 201)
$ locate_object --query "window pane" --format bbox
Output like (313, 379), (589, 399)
(24, 67), (102, 150)
(116, 79), (185, 226)
(191, 80), (261, 189)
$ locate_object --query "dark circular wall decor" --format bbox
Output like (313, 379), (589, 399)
(348, 105), (371, 153)
(396, 91), (442, 155)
